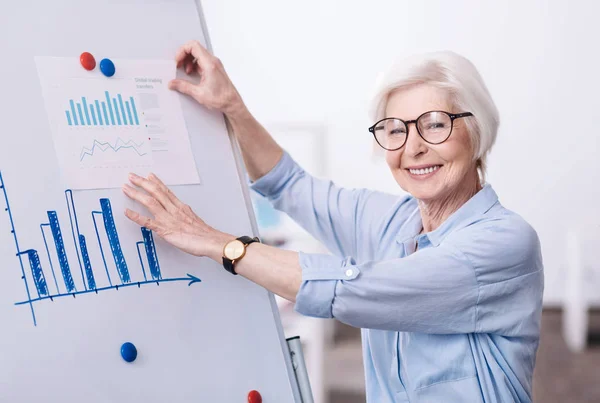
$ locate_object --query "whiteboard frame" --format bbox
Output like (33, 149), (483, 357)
(195, 2), (303, 401)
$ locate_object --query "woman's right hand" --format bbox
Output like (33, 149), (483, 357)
(169, 40), (248, 120)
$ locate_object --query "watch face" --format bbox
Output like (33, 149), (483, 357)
(224, 239), (245, 260)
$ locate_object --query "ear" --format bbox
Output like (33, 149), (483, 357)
(475, 158), (485, 184)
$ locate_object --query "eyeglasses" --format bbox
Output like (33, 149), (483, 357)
(368, 111), (473, 151)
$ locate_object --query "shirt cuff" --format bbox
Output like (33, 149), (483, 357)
(250, 151), (299, 199)
(294, 252), (359, 319)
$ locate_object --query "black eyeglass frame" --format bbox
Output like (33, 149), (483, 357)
(368, 111), (473, 151)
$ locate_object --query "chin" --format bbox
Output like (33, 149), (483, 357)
(406, 186), (443, 202)
(396, 175), (444, 202)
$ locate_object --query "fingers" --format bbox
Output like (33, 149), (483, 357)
(174, 40), (213, 71)
(124, 173), (198, 225)
(124, 208), (158, 231)
(146, 173), (187, 210)
(168, 78), (197, 96)
(126, 174), (177, 214)
(121, 182), (167, 218)
(185, 61), (195, 75)
(169, 78), (210, 107)
(146, 175), (199, 224)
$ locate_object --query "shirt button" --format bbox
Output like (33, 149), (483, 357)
(345, 269), (353, 277)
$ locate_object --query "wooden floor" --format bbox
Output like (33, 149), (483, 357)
(328, 309), (600, 403)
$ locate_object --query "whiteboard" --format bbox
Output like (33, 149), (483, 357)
(0, 1), (299, 401)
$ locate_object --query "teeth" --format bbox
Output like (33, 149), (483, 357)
(409, 165), (440, 175)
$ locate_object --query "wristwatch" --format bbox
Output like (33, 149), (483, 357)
(222, 236), (260, 275)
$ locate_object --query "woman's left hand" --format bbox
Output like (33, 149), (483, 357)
(122, 172), (233, 261)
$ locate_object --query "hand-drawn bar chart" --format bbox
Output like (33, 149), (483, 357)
(0, 171), (201, 326)
(65, 91), (140, 127)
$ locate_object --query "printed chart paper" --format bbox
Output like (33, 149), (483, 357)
(36, 57), (201, 190)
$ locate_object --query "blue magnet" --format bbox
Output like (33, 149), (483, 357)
(120, 342), (137, 363)
(99, 58), (115, 77)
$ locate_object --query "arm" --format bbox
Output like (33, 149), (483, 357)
(250, 151), (400, 258)
(168, 40), (399, 258)
(168, 40), (282, 181)
(123, 174), (543, 336)
(122, 172), (302, 301)
(292, 218), (544, 336)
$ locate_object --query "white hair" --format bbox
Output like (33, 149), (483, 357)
(368, 51), (499, 183)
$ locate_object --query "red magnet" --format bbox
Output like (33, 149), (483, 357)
(247, 390), (262, 403)
(80, 52), (96, 71)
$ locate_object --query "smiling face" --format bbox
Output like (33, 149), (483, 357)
(384, 84), (478, 202)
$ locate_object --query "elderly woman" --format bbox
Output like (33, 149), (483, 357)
(123, 41), (544, 403)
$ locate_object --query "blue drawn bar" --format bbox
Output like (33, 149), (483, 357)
(47, 211), (75, 292)
(112, 98), (122, 125)
(82, 97), (91, 125)
(40, 224), (60, 293)
(79, 235), (95, 290)
(69, 100), (79, 125)
(141, 228), (161, 280)
(130, 97), (139, 125)
(101, 102), (110, 126)
(18, 250), (47, 298)
(0, 172), (36, 325)
(118, 94), (128, 125)
(136, 241), (148, 281)
(100, 199), (130, 283)
(65, 190), (86, 290)
(76, 103), (85, 126)
(125, 101), (134, 126)
(92, 211), (112, 286)
(66, 111), (72, 126)
(90, 105), (97, 126)
(105, 91), (116, 125)
(28, 250), (47, 297)
(94, 100), (103, 125)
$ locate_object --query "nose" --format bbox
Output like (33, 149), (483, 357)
(404, 122), (428, 157)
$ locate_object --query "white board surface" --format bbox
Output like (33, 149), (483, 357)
(0, 1), (299, 401)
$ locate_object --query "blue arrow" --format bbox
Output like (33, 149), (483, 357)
(187, 273), (201, 286)
(157, 273), (201, 286)
(14, 273), (202, 305)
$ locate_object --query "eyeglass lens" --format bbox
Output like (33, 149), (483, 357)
(374, 111), (453, 150)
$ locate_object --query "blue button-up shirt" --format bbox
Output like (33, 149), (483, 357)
(251, 152), (544, 403)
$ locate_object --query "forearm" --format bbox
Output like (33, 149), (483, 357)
(226, 109), (284, 181)
(236, 244), (302, 301)
(207, 236), (302, 302)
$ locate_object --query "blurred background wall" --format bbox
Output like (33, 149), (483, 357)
(201, 1), (600, 402)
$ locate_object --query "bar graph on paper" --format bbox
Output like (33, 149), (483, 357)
(65, 91), (140, 127)
(0, 171), (201, 326)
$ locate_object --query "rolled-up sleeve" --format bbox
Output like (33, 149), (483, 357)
(295, 246), (478, 333)
(295, 252), (360, 318)
(295, 217), (544, 337)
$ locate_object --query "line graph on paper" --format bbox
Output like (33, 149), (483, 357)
(76, 134), (152, 169)
(79, 138), (148, 162)
(0, 171), (201, 326)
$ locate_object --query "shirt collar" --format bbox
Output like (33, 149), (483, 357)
(396, 184), (499, 247)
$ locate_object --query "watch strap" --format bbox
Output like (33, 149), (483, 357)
(222, 236), (260, 275)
